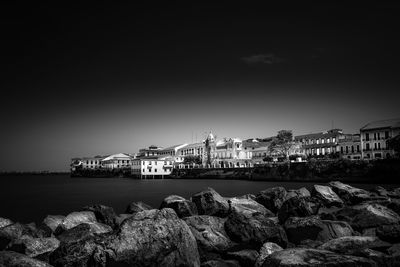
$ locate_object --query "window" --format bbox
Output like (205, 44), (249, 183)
(374, 143), (377, 149)
(366, 143), (370, 150)
(333, 137), (336, 143)
(366, 133), (369, 141)
(378, 143), (381, 149)
(351, 146), (354, 153)
(377, 133), (380, 140)
(385, 131), (389, 139)
(357, 145), (360, 152)
(341, 147), (344, 153)
(149, 168), (151, 172)
(142, 169), (145, 172)
(316, 139), (320, 144)
(322, 139), (325, 144)
(155, 169), (157, 172)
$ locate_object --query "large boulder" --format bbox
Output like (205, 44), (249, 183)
(0, 223), (47, 250)
(184, 215), (234, 254)
(105, 208), (200, 266)
(160, 195), (198, 218)
(191, 188), (229, 217)
(318, 236), (391, 254)
(226, 249), (258, 267)
(7, 235), (60, 259)
(115, 213), (134, 225)
(255, 187), (287, 213)
(285, 187), (311, 201)
(333, 203), (400, 231)
(0, 251), (52, 267)
(0, 217), (13, 229)
(42, 215), (65, 233)
(125, 201), (153, 214)
(228, 197), (274, 216)
(311, 185), (344, 207)
(255, 242), (283, 267)
(277, 196), (314, 224)
(328, 181), (371, 204)
(261, 248), (376, 267)
(82, 204), (118, 228)
(376, 224), (400, 243)
(224, 210), (288, 248)
(283, 216), (354, 245)
(55, 211), (97, 233)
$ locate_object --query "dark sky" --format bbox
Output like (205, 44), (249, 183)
(1, 2), (400, 171)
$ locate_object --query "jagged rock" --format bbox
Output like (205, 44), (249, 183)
(105, 208), (200, 266)
(0, 251), (52, 267)
(318, 206), (342, 220)
(277, 196), (314, 224)
(125, 201), (153, 214)
(42, 215), (65, 233)
(255, 187), (287, 213)
(285, 187), (310, 201)
(201, 259), (241, 267)
(255, 242), (283, 267)
(55, 211), (97, 234)
(184, 215), (234, 254)
(376, 224), (400, 243)
(160, 195), (198, 218)
(328, 181), (371, 204)
(7, 235), (60, 258)
(311, 185), (344, 207)
(236, 194), (256, 200)
(226, 249), (258, 267)
(297, 239), (324, 248)
(283, 216), (354, 245)
(115, 213), (133, 225)
(191, 188), (229, 217)
(353, 248), (400, 267)
(224, 210), (288, 248)
(261, 248), (377, 267)
(0, 223), (47, 250)
(332, 203), (400, 231)
(386, 199), (400, 216)
(388, 243), (400, 256)
(318, 236), (391, 254)
(0, 217), (13, 229)
(371, 186), (390, 197)
(82, 204), (118, 228)
(56, 223), (98, 244)
(228, 197), (274, 216)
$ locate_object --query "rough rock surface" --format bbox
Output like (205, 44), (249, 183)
(224, 210), (288, 248)
(285, 187), (311, 201)
(0, 223), (46, 250)
(191, 188), (229, 217)
(262, 248), (377, 267)
(329, 181), (371, 204)
(184, 215), (233, 253)
(106, 208), (200, 266)
(82, 204), (118, 228)
(125, 201), (153, 214)
(56, 211), (97, 233)
(277, 196), (314, 224)
(311, 185), (344, 207)
(283, 216), (353, 245)
(255, 242), (283, 267)
(160, 195), (198, 218)
(42, 215), (65, 233)
(201, 259), (241, 267)
(376, 224), (400, 243)
(318, 236), (391, 254)
(333, 203), (400, 230)
(0, 217), (13, 229)
(8, 235), (60, 258)
(228, 197), (274, 216)
(0, 251), (52, 267)
(255, 187), (287, 213)
(226, 249), (258, 267)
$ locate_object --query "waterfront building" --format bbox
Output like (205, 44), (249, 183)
(70, 155), (105, 171)
(295, 129), (344, 157)
(337, 134), (361, 160)
(136, 145), (162, 158)
(131, 155), (174, 179)
(177, 142), (205, 161)
(360, 118), (400, 159)
(158, 144), (188, 163)
(101, 153), (134, 170)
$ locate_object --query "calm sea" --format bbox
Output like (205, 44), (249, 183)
(0, 174), (399, 224)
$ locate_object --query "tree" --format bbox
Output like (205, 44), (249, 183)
(184, 155), (202, 165)
(268, 130), (296, 162)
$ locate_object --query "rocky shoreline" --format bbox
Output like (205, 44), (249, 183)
(1, 181), (400, 266)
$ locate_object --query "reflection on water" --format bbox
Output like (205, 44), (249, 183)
(0, 174), (398, 223)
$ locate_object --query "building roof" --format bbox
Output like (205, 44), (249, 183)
(295, 129), (343, 139)
(161, 144), (188, 151)
(360, 118), (400, 131)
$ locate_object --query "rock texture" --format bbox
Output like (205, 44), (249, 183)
(278, 196), (314, 224)
(125, 201), (153, 214)
(160, 195), (198, 218)
(55, 211), (97, 233)
(255, 187), (287, 213)
(0, 217), (13, 229)
(329, 181), (371, 204)
(82, 204), (118, 228)
(228, 197), (274, 216)
(312, 184), (344, 207)
(0, 251), (52, 267)
(191, 188), (229, 217)
(42, 215), (65, 233)
(255, 242), (283, 267)
(318, 236), (391, 254)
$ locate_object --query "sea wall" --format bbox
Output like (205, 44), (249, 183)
(2, 181), (400, 266)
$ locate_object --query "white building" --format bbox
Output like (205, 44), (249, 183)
(360, 118), (400, 159)
(101, 153), (134, 170)
(158, 144), (188, 163)
(131, 156), (174, 179)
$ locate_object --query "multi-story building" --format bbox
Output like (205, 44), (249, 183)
(136, 145), (162, 158)
(295, 129), (344, 157)
(70, 156), (104, 171)
(177, 142), (205, 162)
(360, 118), (400, 159)
(131, 156), (174, 179)
(101, 153), (134, 169)
(338, 134), (361, 160)
(158, 144), (188, 162)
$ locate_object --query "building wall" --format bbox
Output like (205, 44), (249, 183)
(131, 159), (173, 177)
(338, 135), (361, 160)
(295, 129), (343, 157)
(361, 128), (400, 159)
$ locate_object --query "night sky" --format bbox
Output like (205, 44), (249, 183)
(1, 2), (400, 171)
